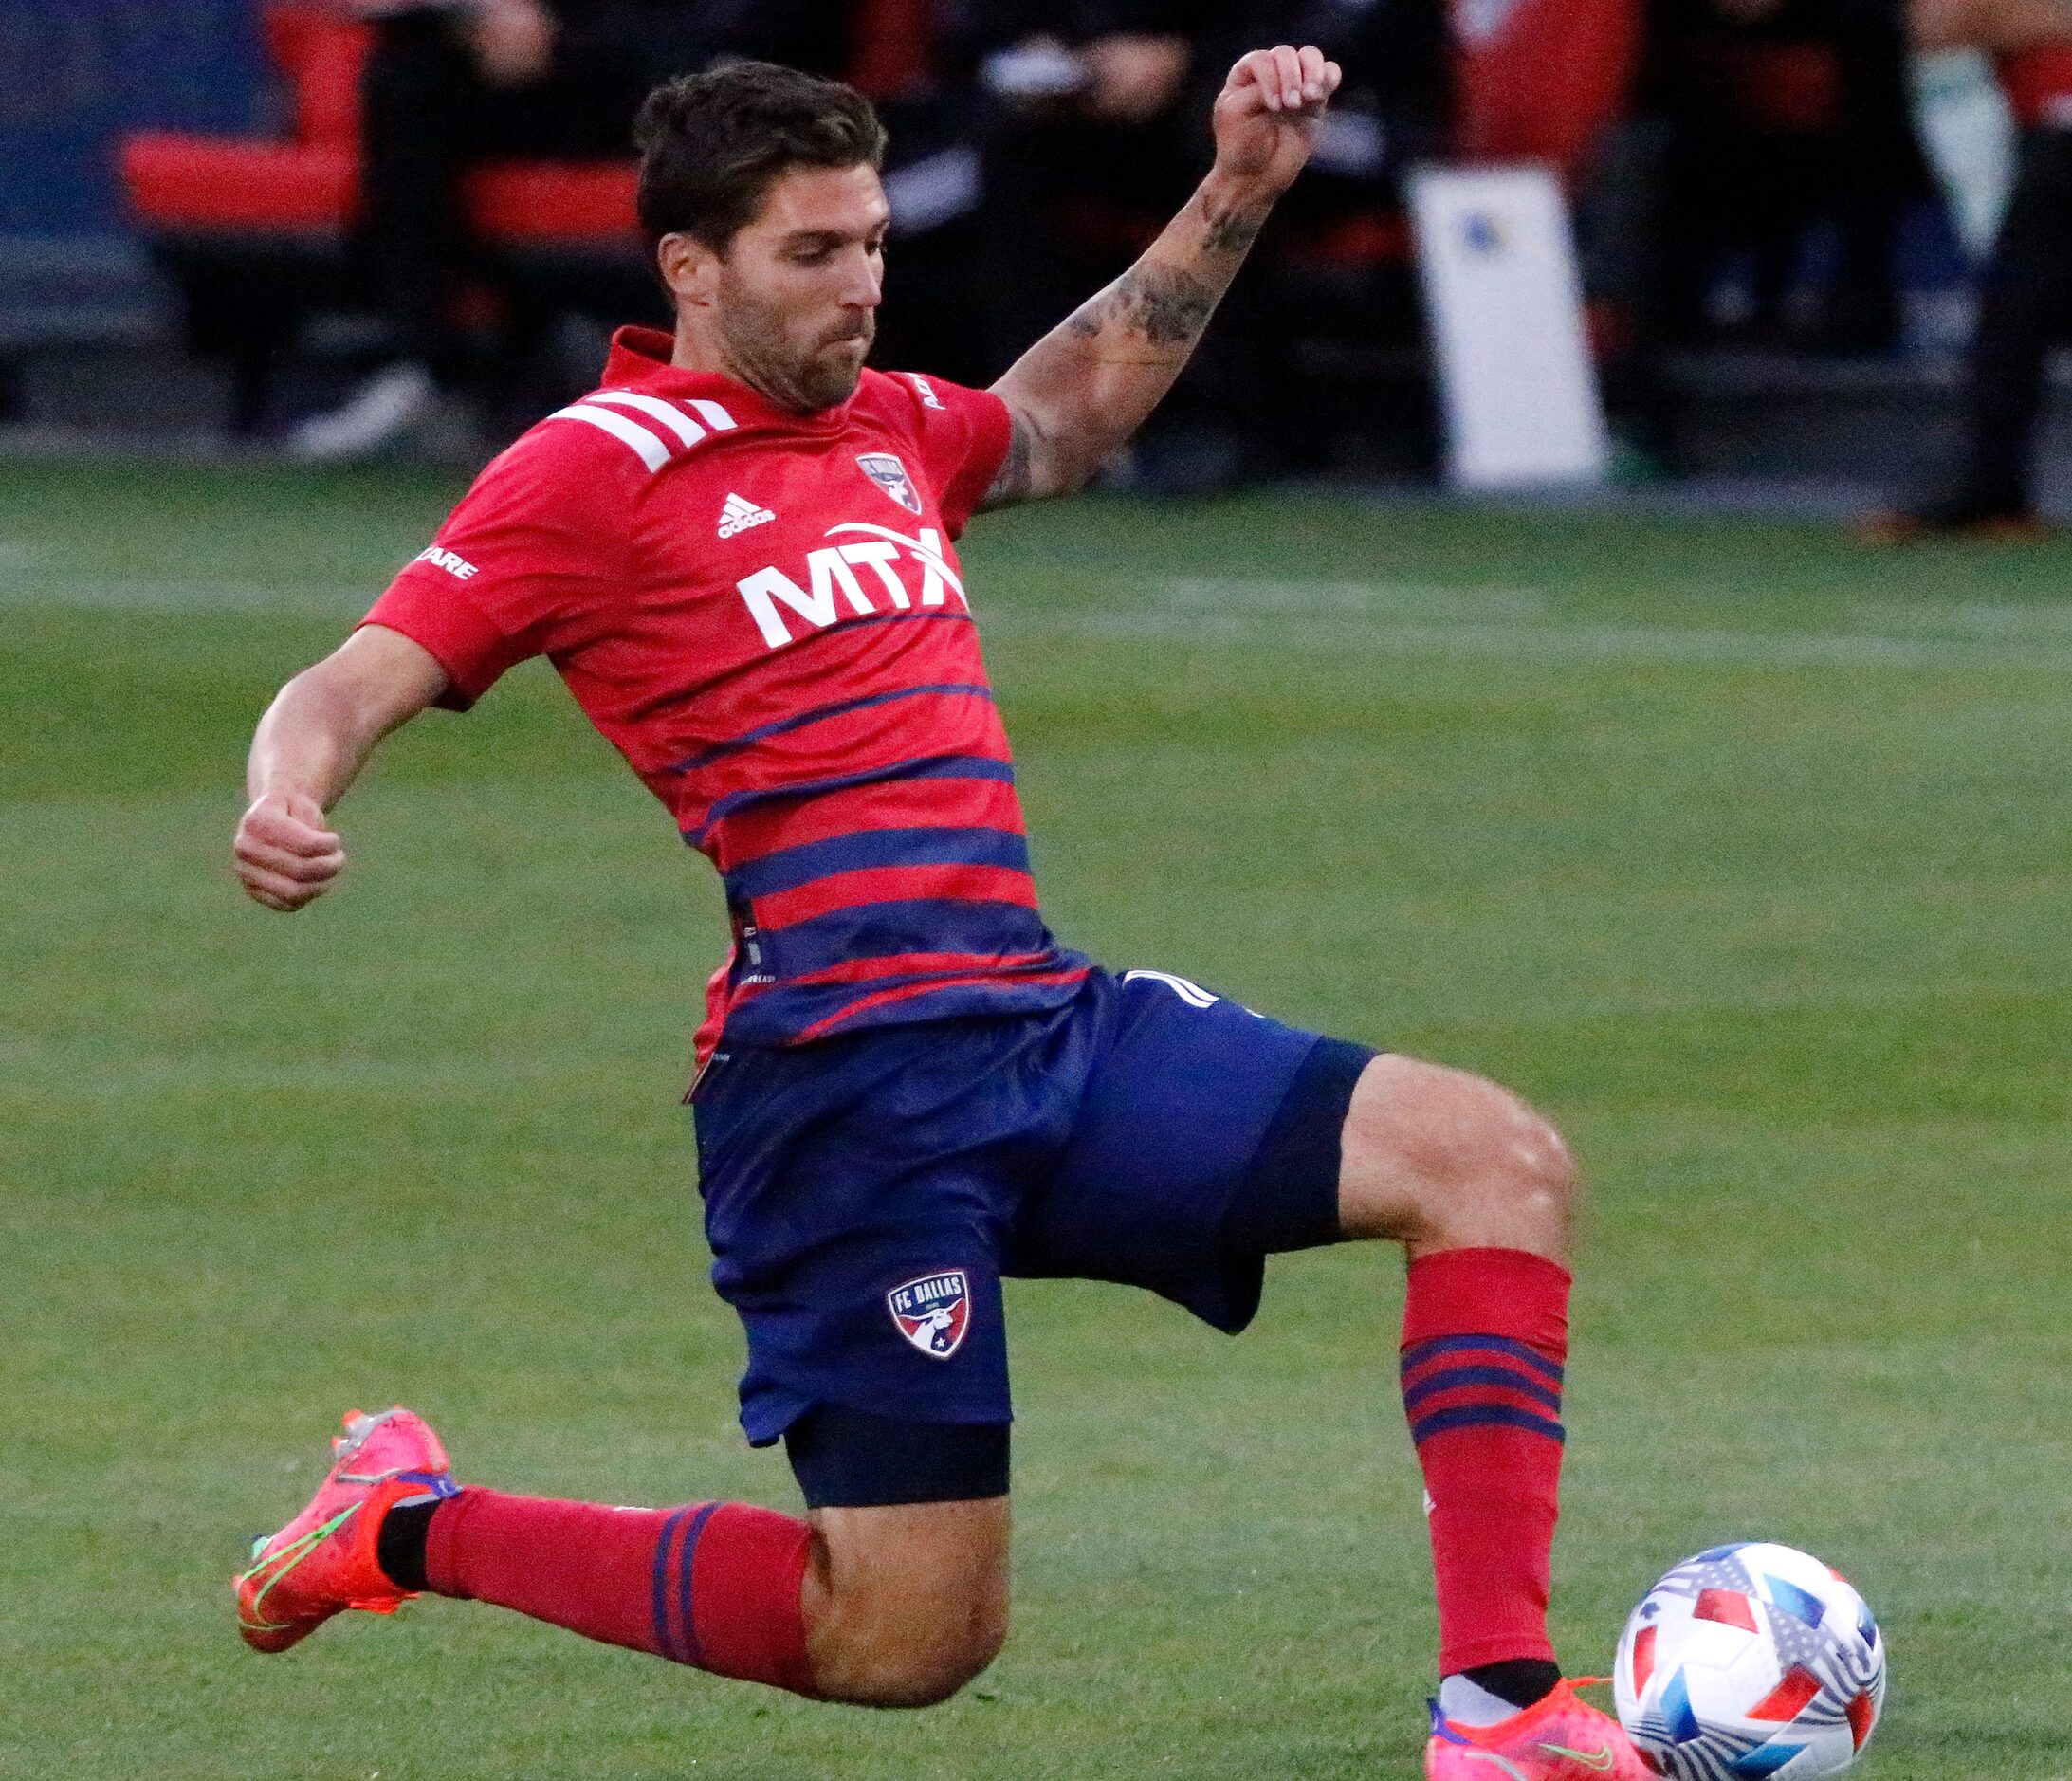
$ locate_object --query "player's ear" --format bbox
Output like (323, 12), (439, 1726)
(657, 231), (722, 309)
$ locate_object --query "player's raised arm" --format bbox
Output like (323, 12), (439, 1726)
(233, 624), (451, 911)
(981, 45), (1342, 509)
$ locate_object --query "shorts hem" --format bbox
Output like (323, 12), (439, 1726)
(782, 1401), (1014, 1507)
(1221, 1034), (1377, 1259)
(743, 1389), (1013, 1450)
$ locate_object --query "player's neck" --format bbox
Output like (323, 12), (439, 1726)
(669, 322), (821, 417)
(669, 325), (745, 388)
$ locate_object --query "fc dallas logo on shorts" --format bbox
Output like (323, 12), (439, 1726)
(857, 451), (923, 515)
(888, 1270), (970, 1358)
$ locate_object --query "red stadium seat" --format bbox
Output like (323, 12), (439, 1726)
(119, 4), (364, 239)
(463, 162), (639, 247)
(119, 1), (640, 250)
(119, 135), (357, 237)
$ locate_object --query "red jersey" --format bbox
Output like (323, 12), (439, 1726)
(362, 326), (1089, 1058)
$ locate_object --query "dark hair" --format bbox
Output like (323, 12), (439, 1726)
(634, 62), (888, 254)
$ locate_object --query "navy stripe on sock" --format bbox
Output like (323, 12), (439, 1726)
(674, 1500), (722, 1668)
(1401, 1363), (1565, 1417)
(1400, 1332), (1566, 1384)
(650, 1505), (693, 1659)
(1409, 1403), (1567, 1445)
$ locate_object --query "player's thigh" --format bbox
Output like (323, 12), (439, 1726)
(805, 1496), (1012, 1704)
(1335, 1052), (1574, 1256)
(694, 1024), (1032, 1449)
(1020, 967), (1374, 1332)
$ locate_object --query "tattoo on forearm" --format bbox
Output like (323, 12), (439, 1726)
(1064, 264), (1220, 354)
(986, 184), (1274, 506)
(1201, 205), (1266, 258)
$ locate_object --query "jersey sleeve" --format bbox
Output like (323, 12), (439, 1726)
(889, 372), (1014, 538)
(358, 429), (638, 710)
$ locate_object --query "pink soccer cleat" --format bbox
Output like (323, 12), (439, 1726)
(1425, 1679), (1658, 1780)
(234, 1406), (458, 1653)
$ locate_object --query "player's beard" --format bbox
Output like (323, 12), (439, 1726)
(715, 276), (874, 414)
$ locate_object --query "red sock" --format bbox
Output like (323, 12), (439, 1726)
(424, 1489), (817, 1695)
(1400, 1246), (1570, 1675)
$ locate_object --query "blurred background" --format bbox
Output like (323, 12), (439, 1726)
(6, 0), (2072, 523)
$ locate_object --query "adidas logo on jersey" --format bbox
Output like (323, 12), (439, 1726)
(718, 492), (776, 539)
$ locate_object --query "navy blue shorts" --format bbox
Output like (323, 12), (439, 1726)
(691, 965), (1374, 1447)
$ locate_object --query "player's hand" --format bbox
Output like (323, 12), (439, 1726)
(1082, 34), (1190, 123)
(465, 0), (557, 88)
(234, 790), (346, 912)
(1210, 45), (1342, 200)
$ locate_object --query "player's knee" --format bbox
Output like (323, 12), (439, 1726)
(1436, 1073), (1575, 1244)
(1348, 1057), (1576, 1253)
(808, 1553), (1008, 1709)
(879, 1620), (1005, 1708)
(801, 1496), (1011, 1708)
(825, 1604), (1006, 1708)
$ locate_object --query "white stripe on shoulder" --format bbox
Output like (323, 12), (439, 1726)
(587, 390), (708, 448)
(545, 402), (670, 472)
(688, 398), (738, 431)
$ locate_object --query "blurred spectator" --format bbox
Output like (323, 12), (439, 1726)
(948, 4), (1204, 368)
(939, 2), (1239, 489)
(1196, 0), (1453, 482)
(1583, 0), (1924, 467)
(927, 1), (1450, 491)
(291, 0), (840, 462)
(1632, 0), (1924, 354)
(1865, 0), (2072, 536)
(839, 0), (994, 388)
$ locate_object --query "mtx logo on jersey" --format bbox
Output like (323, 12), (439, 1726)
(733, 523), (968, 649)
(857, 451), (923, 515)
(888, 1270), (970, 1358)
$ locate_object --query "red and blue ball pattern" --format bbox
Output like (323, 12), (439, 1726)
(1614, 1541), (1886, 1779)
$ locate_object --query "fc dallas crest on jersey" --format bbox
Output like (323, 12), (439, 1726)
(857, 451), (924, 515)
(888, 1270), (971, 1358)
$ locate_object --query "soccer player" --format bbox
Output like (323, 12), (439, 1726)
(230, 49), (1650, 1780)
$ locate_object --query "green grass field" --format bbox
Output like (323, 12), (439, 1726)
(3, 460), (2068, 1779)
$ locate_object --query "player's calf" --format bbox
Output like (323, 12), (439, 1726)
(392, 1478), (1008, 1709)
(1322, 1057), (1582, 1722)
(239, 1408), (1012, 1712)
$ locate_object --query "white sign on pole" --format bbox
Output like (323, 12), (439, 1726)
(1408, 163), (1610, 489)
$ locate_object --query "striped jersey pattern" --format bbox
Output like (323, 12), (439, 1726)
(549, 388), (742, 468)
(362, 328), (1089, 1059)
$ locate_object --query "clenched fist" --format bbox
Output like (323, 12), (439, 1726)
(234, 790), (345, 912)
(1211, 45), (1343, 201)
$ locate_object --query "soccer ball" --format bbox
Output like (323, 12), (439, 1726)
(1613, 1541), (1887, 1779)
